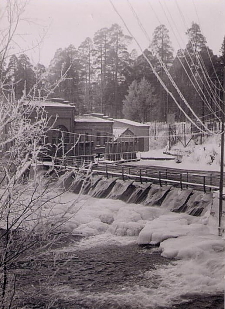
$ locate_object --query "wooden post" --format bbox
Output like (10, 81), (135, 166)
(168, 124), (171, 150)
(106, 163), (108, 179)
(203, 175), (206, 193)
(180, 173), (183, 190)
(218, 66), (225, 236)
(159, 171), (162, 187)
(210, 173), (212, 192)
(122, 166), (125, 181)
(139, 169), (142, 184)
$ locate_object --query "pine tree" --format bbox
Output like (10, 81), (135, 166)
(150, 24), (174, 71)
(78, 37), (94, 112)
(93, 24), (132, 117)
(150, 25), (174, 121)
(48, 45), (82, 111)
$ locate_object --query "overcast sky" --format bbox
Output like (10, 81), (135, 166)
(3, 0), (225, 66)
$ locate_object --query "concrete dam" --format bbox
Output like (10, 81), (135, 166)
(61, 170), (213, 217)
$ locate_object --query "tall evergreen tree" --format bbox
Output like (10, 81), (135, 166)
(186, 22), (207, 62)
(150, 25), (174, 121)
(107, 24), (132, 118)
(17, 54), (35, 99)
(169, 24), (221, 122)
(78, 37), (94, 112)
(92, 24), (132, 117)
(5, 54), (35, 100)
(48, 45), (82, 112)
(33, 63), (47, 99)
(93, 27), (110, 114)
(150, 24), (174, 71)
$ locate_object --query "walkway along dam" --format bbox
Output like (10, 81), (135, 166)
(60, 166), (218, 218)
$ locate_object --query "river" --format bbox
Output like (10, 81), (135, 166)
(15, 233), (224, 309)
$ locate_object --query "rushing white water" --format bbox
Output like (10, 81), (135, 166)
(4, 166), (223, 308)
(37, 187), (225, 308)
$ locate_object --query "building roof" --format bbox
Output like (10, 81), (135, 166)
(114, 119), (150, 127)
(75, 115), (114, 123)
(113, 128), (135, 138)
(25, 100), (74, 108)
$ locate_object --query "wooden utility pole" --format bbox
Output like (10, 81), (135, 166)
(218, 66), (225, 236)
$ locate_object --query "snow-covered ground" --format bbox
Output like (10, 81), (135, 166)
(137, 134), (221, 172)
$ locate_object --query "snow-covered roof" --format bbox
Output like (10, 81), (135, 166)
(75, 115), (113, 123)
(113, 128), (127, 138)
(114, 119), (150, 127)
(113, 128), (135, 138)
(25, 100), (73, 108)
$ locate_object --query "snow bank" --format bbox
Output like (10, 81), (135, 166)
(137, 132), (222, 172)
(160, 234), (224, 259)
(138, 213), (195, 245)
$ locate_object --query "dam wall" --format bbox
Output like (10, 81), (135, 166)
(61, 171), (213, 216)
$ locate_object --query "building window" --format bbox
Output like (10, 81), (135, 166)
(96, 132), (101, 145)
(85, 132), (89, 141)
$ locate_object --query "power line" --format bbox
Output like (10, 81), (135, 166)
(147, 0), (224, 119)
(125, 0), (212, 134)
(161, 0), (223, 116)
(175, 0), (224, 107)
(191, 0), (225, 94)
(109, 0), (211, 133)
(158, 0), (222, 121)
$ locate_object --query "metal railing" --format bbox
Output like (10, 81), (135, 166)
(92, 164), (220, 192)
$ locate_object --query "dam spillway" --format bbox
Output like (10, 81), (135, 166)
(61, 171), (213, 217)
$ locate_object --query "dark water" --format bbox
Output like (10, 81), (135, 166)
(14, 240), (223, 309)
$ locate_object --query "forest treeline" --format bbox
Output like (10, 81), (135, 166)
(2, 22), (225, 123)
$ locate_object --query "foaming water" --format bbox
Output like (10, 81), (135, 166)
(51, 236), (224, 309)
(36, 184), (223, 309)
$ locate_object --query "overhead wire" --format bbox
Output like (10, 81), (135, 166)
(48, 128), (218, 140)
(160, 0), (223, 117)
(193, 47), (224, 106)
(191, 0), (225, 94)
(175, 0), (224, 109)
(171, 0), (224, 111)
(125, 0), (212, 134)
(108, 0), (213, 134)
(157, 0), (221, 121)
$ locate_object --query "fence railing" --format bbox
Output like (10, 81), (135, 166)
(39, 156), (220, 192)
(92, 164), (220, 192)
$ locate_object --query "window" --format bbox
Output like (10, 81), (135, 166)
(96, 132), (101, 145)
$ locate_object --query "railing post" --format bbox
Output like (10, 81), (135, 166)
(203, 175), (206, 193)
(106, 163), (108, 179)
(180, 173), (183, 190)
(122, 166), (125, 181)
(159, 171), (162, 187)
(140, 169), (142, 184)
(145, 169), (148, 183)
(210, 173), (212, 192)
